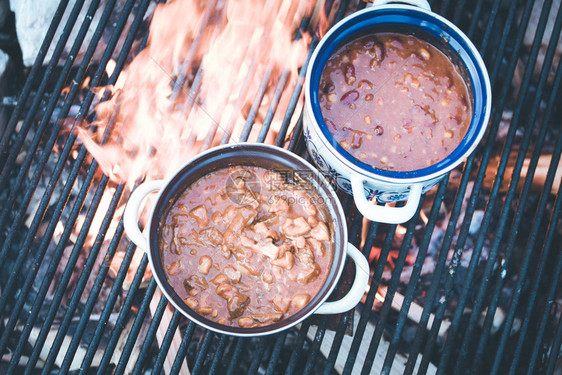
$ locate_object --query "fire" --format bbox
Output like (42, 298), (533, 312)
(105, 59), (117, 78)
(78, 0), (323, 188)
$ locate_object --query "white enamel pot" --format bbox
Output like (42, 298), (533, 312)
(304, 0), (491, 224)
(123, 143), (369, 337)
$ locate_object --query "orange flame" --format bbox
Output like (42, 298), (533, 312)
(78, 0), (323, 188)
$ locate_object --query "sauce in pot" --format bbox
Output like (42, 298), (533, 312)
(159, 166), (333, 328)
(319, 32), (472, 171)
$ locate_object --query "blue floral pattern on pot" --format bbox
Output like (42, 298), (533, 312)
(305, 134), (380, 200)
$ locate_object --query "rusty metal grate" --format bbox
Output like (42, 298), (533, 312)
(0, 0), (561, 374)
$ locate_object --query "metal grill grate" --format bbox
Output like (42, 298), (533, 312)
(0, 0), (561, 374)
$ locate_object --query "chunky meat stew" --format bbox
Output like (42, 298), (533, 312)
(159, 166), (333, 328)
(319, 32), (472, 171)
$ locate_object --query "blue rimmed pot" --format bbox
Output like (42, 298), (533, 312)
(304, 0), (491, 224)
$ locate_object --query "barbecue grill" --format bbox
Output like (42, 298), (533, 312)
(0, 0), (561, 374)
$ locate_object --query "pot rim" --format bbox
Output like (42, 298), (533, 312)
(144, 143), (350, 336)
(304, 4), (492, 185)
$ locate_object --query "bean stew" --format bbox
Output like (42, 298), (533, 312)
(319, 32), (472, 171)
(159, 166), (334, 328)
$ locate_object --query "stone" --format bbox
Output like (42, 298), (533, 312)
(468, 210), (485, 235)
(10, 0), (58, 66)
(0, 49), (7, 75)
(10, 0), (156, 67)
(0, 50), (9, 137)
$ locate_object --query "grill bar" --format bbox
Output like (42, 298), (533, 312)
(411, 0), (547, 372)
(382, 176), (450, 372)
(322, 308), (352, 375)
(237, 64), (274, 143)
(344, 221), (397, 375)
(112, 278), (157, 375)
(40, 180), (122, 374)
(488, 2), (520, 89)
(361, 200), (424, 375)
(467, 0), (486, 41)
(0, 150), (94, 369)
(97, 255), (151, 374)
(265, 330), (288, 374)
(57, 187), (126, 374)
(507, 135), (562, 373)
(547, 299), (562, 374)
(446, 0), (562, 371)
(304, 316), (328, 374)
(251, 337), (273, 375)
(477, 11), (562, 374)
(0, 0), (95, 210)
(132, 294), (168, 374)
(504, 91), (562, 373)
(286, 319), (312, 374)
(0, 0), (150, 370)
(226, 338), (244, 375)
(0, 0), (72, 172)
(407, 159), (473, 374)
(341, 221), (381, 373)
(451, 0), (467, 25)
(274, 45), (315, 148)
(168, 0), (217, 106)
(79, 241), (139, 372)
(23, 1), (149, 368)
(190, 331), (214, 375)
(0, 0), (91, 262)
(521, 160), (562, 374)
(24, 173), (107, 374)
(343, 223), (390, 375)
(170, 321), (195, 375)
(209, 334), (229, 374)
(0, 0), (71, 170)
(255, 71), (291, 144)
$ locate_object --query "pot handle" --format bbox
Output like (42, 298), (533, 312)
(367, 0), (431, 11)
(350, 175), (422, 224)
(123, 180), (166, 251)
(315, 243), (370, 315)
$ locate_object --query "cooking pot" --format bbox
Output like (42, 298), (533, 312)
(123, 143), (369, 336)
(304, 0), (491, 224)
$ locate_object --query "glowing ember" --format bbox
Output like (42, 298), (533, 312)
(78, 0), (320, 188)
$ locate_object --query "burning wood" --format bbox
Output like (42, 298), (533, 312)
(304, 311), (438, 374)
(373, 285), (451, 340)
(484, 152), (562, 194)
(149, 289), (190, 375)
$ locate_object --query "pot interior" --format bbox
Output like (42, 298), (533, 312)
(307, 6), (490, 180)
(148, 144), (347, 336)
